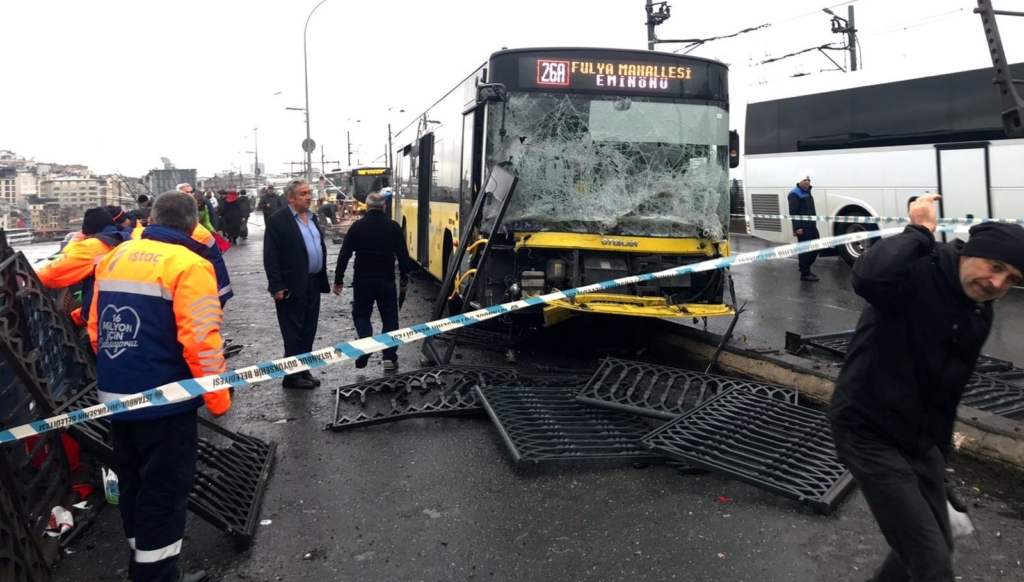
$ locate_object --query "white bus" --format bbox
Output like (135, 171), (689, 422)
(743, 62), (1024, 265)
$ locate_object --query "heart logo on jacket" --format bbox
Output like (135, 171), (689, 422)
(99, 305), (141, 359)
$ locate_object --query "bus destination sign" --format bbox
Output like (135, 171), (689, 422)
(531, 58), (693, 93)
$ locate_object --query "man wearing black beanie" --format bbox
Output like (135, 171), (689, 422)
(830, 194), (1024, 581)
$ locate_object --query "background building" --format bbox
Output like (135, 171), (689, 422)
(0, 167), (16, 207)
(14, 171), (37, 207)
(38, 175), (107, 220)
(28, 199), (61, 230)
(145, 168), (197, 196)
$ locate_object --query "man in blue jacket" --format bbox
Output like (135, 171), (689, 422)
(789, 171), (820, 281)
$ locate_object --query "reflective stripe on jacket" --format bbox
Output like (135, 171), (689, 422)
(88, 225), (231, 420)
(131, 223), (233, 305)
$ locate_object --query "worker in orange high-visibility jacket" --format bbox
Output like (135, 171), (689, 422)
(37, 208), (132, 326)
(132, 218), (233, 306)
(88, 191), (229, 582)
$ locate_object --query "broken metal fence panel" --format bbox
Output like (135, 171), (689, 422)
(962, 374), (1024, 420)
(0, 252), (73, 542)
(475, 385), (663, 467)
(640, 389), (854, 514)
(0, 462), (50, 582)
(54, 385), (276, 550)
(327, 366), (519, 431)
(327, 366), (591, 432)
(576, 358), (798, 421)
(784, 330), (853, 358)
(435, 328), (515, 354)
(190, 418), (276, 550)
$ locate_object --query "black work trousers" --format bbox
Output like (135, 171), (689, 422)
(832, 424), (954, 582)
(112, 409), (199, 582)
(797, 226), (820, 274)
(352, 277), (399, 362)
(274, 275), (322, 379)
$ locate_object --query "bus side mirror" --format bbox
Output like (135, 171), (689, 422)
(476, 83), (508, 104)
(729, 130), (740, 169)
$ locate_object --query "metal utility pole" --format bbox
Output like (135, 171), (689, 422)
(824, 6), (858, 71)
(387, 123), (393, 170)
(253, 127), (260, 190)
(303, 0), (329, 184)
(347, 131), (352, 166)
(848, 6), (858, 71)
(646, 0), (655, 50)
(645, 1), (672, 50)
(318, 147), (339, 174)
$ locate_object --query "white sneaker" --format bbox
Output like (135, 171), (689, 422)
(383, 360), (398, 372)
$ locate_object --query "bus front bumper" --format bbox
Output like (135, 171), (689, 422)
(540, 293), (734, 326)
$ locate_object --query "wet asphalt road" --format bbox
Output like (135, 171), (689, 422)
(52, 221), (1024, 581)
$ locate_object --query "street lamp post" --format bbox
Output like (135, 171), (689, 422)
(303, 0), (329, 185)
(253, 127), (259, 191)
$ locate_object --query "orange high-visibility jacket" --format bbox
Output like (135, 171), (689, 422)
(88, 226), (231, 419)
(132, 223), (233, 304)
(37, 228), (132, 322)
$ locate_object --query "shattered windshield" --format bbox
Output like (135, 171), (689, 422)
(483, 93), (730, 239)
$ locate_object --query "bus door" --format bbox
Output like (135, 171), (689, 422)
(936, 143), (991, 241)
(417, 134), (435, 265)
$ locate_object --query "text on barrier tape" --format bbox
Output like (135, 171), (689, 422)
(732, 213), (1024, 226)
(0, 224), (933, 444)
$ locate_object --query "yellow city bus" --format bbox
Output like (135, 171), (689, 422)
(393, 47), (739, 326)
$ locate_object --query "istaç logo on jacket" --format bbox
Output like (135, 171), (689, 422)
(99, 305), (141, 359)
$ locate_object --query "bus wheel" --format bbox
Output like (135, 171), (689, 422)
(837, 212), (878, 266)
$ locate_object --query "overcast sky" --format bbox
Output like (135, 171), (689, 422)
(2, 0), (1020, 177)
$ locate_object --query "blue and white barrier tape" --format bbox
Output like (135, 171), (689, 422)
(733, 213), (1024, 226)
(0, 224), (926, 445)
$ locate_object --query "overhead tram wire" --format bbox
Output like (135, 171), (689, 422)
(856, 7), (967, 39)
(392, 65), (486, 142)
(757, 43), (846, 67)
(671, 23), (770, 55)
(771, 0), (861, 27)
(664, 1), (865, 59)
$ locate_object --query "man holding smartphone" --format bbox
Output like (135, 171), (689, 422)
(263, 181), (329, 389)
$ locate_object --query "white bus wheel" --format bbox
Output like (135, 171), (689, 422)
(837, 214), (878, 267)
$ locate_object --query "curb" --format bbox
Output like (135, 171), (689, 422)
(639, 319), (1024, 472)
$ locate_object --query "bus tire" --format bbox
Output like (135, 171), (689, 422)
(836, 211), (878, 267)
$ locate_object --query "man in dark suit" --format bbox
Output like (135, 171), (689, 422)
(263, 180), (329, 389)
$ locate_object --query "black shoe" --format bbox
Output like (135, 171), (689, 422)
(354, 355), (370, 369)
(282, 376), (316, 390)
(800, 273), (820, 282)
(301, 370), (322, 387)
(179, 570), (208, 582)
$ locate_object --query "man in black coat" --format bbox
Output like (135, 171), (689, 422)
(258, 185), (284, 217)
(332, 193), (416, 371)
(263, 180), (329, 390)
(829, 194), (1024, 581)
(238, 189), (252, 240)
